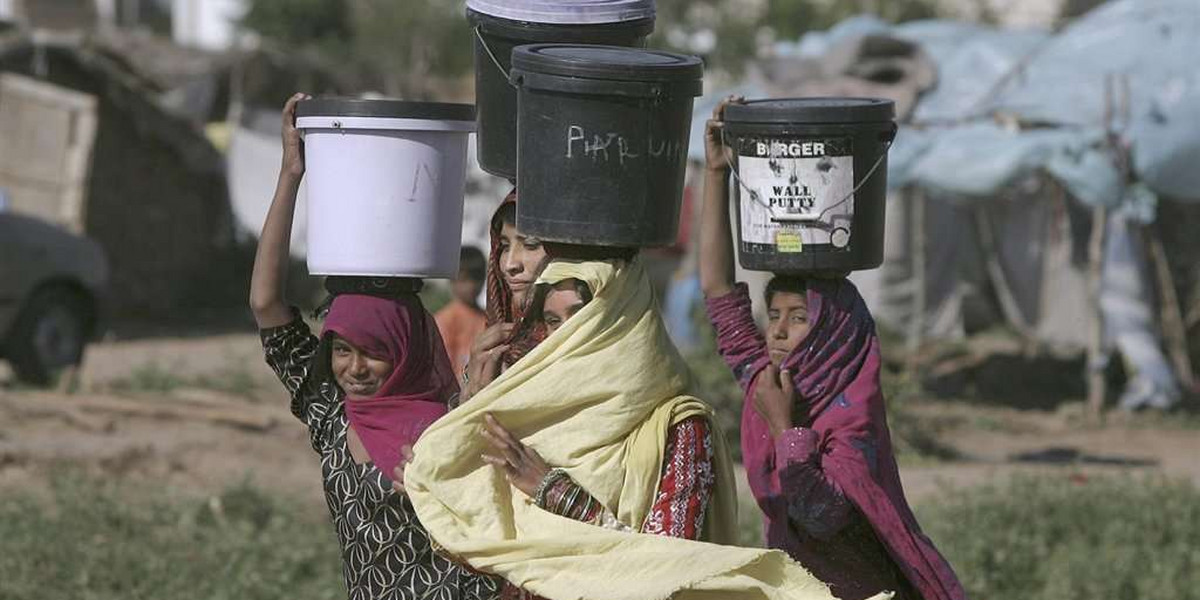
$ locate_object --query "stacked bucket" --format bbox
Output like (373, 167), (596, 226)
(295, 0), (898, 280)
(470, 0), (702, 250)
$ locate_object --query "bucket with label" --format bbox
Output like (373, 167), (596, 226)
(723, 98), (896, 274)
(296, 98), (474, 278)
(467, 0), (655, 181)
(509, 44), (702, 247)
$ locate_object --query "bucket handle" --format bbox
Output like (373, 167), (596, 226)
(724, 122), (897, 223)
(475, 25), (517, 88)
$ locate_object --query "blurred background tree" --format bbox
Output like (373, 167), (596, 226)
(241, 0), (473, 98)
(241, 0), (957, 95)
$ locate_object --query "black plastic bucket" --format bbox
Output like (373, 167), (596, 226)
(723, 98), (897, 274)
(510, 44), (703, 247)
(468, 9), (654, 181)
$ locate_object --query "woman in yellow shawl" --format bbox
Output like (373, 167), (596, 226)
(480, 261), (719, 600)
(404, 255), (884, 600)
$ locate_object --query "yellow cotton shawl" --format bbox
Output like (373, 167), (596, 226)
(406, 258), (874, 600)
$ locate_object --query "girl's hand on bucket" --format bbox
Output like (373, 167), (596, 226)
(281, 92), (311, 179)
(705, 95), (745, 173)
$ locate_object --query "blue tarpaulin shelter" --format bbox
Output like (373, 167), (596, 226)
(685, 0), (1199, 409)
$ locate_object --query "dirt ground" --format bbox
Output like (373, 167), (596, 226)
(2, 332), (1197, 512)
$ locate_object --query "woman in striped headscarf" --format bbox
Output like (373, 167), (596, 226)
(460, 190), (548, 402)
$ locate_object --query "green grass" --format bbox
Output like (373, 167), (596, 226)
(918, 474), (1200, 600)
(106, 361), (186, 394)
(107, 359), (262, 400)
(4, 471), (1197, 600)
(0, 474), (343, 600)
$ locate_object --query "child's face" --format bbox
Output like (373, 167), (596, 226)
(498, 221), (546, 308)
(542, 281), (587, 335)
(452, 271), (483, 306)
(331, 335), (393, 397)
(765, 291), (810, 367)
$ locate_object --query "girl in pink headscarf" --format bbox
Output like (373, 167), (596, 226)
(698, 97), (966, 600)
(249, 94), (498, 600)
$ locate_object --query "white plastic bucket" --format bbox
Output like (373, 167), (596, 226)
(466, 0), (656, 25)
(296, 99), (475, 278)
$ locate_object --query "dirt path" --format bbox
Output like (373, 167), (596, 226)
(2, 334), (1197, 511)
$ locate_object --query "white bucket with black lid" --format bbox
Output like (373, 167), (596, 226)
(723, 98), (897, 274)
(295, 98), (474, 278)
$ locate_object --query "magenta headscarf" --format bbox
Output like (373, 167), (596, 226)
(742, 279), (966, 600)
(321, 294), (457, 479)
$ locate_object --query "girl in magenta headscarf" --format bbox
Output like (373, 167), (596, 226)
(249, 94), (498, 600)
(698, 97), (967, 600)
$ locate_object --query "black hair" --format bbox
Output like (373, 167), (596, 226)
(764, 275), (808, 305)
(494, 201), (516, 228)
(314, 276), (423, 318)
(459, 246), (487, 282)
(307, 332), (336, 393)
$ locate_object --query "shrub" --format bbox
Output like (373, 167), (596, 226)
(0, 475), (343, 600)
(917, 474), (1200, 600)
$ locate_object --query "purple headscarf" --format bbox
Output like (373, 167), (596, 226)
(741, 279), (966, 600)
(322, 294), (456, 478)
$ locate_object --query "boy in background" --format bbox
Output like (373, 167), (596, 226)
(436, 246), (488, 372)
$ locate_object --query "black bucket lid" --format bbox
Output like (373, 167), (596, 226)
(511, 44), (703, 83)
(724, 98), (895, 124)
(296, 98), (475, 121)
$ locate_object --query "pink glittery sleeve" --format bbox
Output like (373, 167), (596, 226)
(704, 283), (768, 391)
(776, 427), (856, 540)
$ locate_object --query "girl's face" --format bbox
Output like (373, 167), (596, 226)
(542, 281), (588, 335)
(498, 221), (546, 308)
(765, 291), (811, 367)
(331, 334), (393, 397)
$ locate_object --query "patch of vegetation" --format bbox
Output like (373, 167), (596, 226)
(735, 483), (766, 549)
(0, 475), (343, 600)
(191, 358), (265, 401)
(107, 361), (186, 394)
(918, 474), (1200, 600)
(107, 359), (262, 400)
(419, 282), (453, 316)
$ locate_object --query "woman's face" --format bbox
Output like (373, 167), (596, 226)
(542, 281), (588, 335)
(330, 335), (393, 397)
(498, 221), (546, 308)
(765, 291), (811, 367)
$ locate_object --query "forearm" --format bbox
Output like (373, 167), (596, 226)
(250, 172), (302, 328)
(777, 428), (856, 539)
(698, 168), (736, 298)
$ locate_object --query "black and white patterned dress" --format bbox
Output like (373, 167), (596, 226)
(261, 313), (500, 600)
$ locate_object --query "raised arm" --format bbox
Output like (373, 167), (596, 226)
(249, 93), (310, 329)
(698, 96), (743, 299)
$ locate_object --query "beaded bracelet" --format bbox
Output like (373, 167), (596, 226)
(533, 468), (570, 508)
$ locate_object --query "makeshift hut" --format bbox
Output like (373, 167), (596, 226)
(0, 29), (236, 319)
